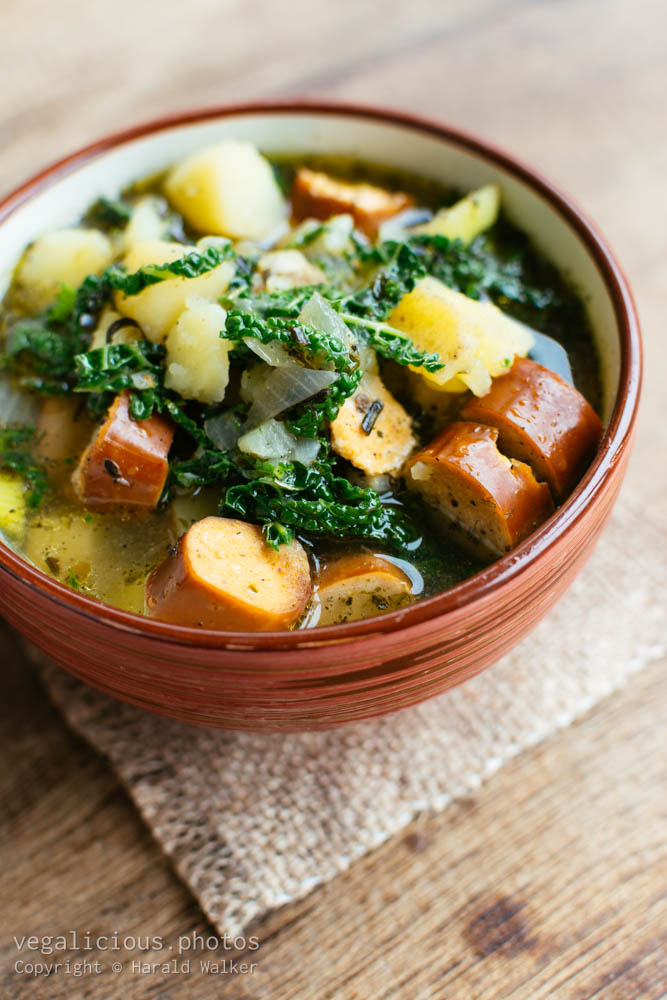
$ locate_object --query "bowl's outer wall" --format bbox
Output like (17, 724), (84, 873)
(0, 102), (641, 729)
(2, 438), (630, 729)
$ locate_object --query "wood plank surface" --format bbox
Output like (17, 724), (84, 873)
(1, 0), (666, 997)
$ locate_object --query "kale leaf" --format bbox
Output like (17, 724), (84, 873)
(221, 456), (420, 550)
(83, 197), (133, 230)
(0, 426), (49, 508)
(105, 243), (233, 297)
(225, 310), (357, 374)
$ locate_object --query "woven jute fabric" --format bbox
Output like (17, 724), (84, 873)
(33, 493), (666, 936)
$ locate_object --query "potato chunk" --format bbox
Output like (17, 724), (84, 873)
(115, 240), (234, 342)
(145, 516), (311, 631)
(330, 373), (416, 476)
(412, 184), (500, 243)
(405, 421), (553, 558)
(311, 553), (414, 626)
(165, 300), (230, 404)
(388, 276), (534, 396)
(0, 472), (26, 541)
(122, 196), (169, 249)
(164, 139), (287, 240)
(72, 391), (174, 511)
(461, 357), (603, 499)
(16, 228), (113, 310)
(292, 168), (414, 238)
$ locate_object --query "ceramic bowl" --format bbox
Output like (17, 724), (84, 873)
(0, 102), (641, 729)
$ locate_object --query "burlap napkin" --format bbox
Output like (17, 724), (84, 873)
(32, 491), (666, 936)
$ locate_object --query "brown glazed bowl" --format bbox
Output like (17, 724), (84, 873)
(0, 102), (641, 730)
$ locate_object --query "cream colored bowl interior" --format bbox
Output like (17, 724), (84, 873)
(0, 111), (620, 420)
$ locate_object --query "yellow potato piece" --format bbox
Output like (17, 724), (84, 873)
(115, 239), (234, 342)
(165, 300), (230, 404)
(413, 184), (500, 243)
(164, 139), (287, 240)
(312, 553), (414, 626)
(16, 228), (113, 310)
(330, 373), (416, 476)
(0, 472), (26, 541)
(122, 196), (168, 249)
(387, 276), (534, 397)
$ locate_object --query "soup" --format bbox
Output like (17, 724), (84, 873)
(0, 139), (602, 629)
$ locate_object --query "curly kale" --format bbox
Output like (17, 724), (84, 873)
(3, 245), (233, 398)
(224, 309), (363, 435)
(104, 244), (233, 296)
(221, 456), (420, 550)
(0, 426), (49, 508)
(82, 197), (133, 230)
(225, 310), (356, 373)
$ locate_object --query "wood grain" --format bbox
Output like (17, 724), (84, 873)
(1, 623), (665, 999)
(1, 0), (666, 996)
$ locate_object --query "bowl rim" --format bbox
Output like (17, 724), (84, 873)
(0, 99), (642, 650)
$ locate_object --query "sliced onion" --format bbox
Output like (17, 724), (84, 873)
(300, 291), (378, 373)
(240, 362), (273, 404)
(238, 419), (321, 466)
(288, 437), (320, 465)
(243, 336), (296, 368)
(204, 411), (242, 450)
(299, 292), (355, 351)
(246, 365), (338, 427)
(238, 419), (298, 460)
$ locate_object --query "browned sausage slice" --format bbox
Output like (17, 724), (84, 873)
(461, 357), (603, 499)
(312, 552), (414, 626)
(145, 516), (312, 631)
(72, 391), (174, 511)
(405, 421), (554, 558)
(291, 168), (414, 238)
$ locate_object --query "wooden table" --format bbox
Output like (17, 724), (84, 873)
(1, 1), (665, 997)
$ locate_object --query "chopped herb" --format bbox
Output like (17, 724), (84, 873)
(361, 399), (384, 434)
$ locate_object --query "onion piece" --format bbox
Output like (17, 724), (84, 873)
(204, 411), (242, 451)
(243, 336), (296, 368)
(238, 419), (321, 466)
(299, 292), (355, 352)
(238, 419), (296, 459)
(246, 365), (338, 427)
(300, 291), (377, 373)
(289, 437), (321, 465)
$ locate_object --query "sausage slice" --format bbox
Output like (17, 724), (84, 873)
(312, 553), (414, 626)
(292, 168), (414, 238)
(461, 357), (603, 499)
(72, 391), (174, 511)
(146, 516), (311, 631)
(405, 421), (554, 558)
